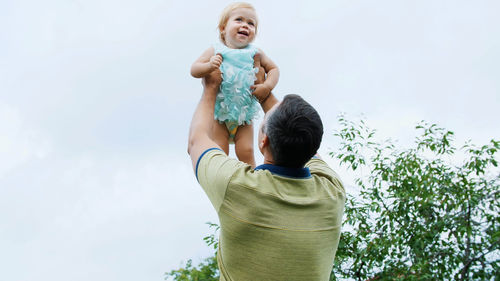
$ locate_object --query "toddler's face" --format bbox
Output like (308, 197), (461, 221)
(222, 8), (257, 49)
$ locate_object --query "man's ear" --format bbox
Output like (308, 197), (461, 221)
(259, 134), (269, 151)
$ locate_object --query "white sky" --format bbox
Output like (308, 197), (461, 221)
(1, 0), (499, 280)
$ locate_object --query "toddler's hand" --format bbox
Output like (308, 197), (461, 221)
(209, 54), (223, 70)
(251, 83), (271, 103)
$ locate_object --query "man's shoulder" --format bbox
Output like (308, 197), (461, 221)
(195, 148), (225, 180)
(197, 148), (252, 184)
(306, 158), (345, 194)
(197, 148), (253, 212)
(305, 157), (334, 174)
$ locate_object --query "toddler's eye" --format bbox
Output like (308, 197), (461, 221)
(248, 22), (255, 26)
(235, 18), (242, 22)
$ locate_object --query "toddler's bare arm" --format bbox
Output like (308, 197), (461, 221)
(191, 47), (222, 78)
(251, 50), (279, 100)
(257, 49), (279, 91)
(252, 53), (279, 113)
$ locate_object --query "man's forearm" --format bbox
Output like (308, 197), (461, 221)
(188, 86), (217, 155)
(187, 69), (223, 172)
(260, 93), (279, 113)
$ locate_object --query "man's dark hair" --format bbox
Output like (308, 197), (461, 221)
(265, 94), (323, 168)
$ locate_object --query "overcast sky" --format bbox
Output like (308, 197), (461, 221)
(1, 0), (499, 280)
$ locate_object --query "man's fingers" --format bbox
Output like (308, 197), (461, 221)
(202, 67), (222, 89)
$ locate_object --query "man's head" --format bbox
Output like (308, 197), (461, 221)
(260, 94), (323, 168)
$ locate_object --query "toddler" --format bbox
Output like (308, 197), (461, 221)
(191, 2), (279, 167)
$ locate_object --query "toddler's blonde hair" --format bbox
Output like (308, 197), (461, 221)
(218, 2), (258, 44)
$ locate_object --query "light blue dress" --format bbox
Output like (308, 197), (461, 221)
(213, 42), (260, 137)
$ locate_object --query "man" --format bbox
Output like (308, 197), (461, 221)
(187, 56), (345, 281)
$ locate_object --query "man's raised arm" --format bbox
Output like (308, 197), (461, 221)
(188, 70), (223, 172)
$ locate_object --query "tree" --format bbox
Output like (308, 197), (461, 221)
(330, 116), (499, 280)
(165, 223), (219, 281)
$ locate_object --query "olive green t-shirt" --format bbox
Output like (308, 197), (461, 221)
(197, 148), (345, 281)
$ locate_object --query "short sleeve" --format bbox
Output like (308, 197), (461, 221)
(305, 158), (345, 195)
(196, 148), (247, 212)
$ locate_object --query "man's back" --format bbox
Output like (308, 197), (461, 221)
(198, 149), (345, 281)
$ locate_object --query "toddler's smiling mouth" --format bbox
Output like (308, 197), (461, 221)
(237, 30), (249, 36)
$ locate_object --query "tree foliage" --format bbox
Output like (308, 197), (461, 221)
(330, 115), (500, 280)
(165, 256), (218, 281)
(165, 223), (219, 281)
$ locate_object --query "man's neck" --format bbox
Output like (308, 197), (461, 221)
(263, 159), (274, 165)
(262, 149), (275, 165)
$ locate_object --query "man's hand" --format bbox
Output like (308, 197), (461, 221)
(202, 62), (223, 92)
(251, 83), (271, 102)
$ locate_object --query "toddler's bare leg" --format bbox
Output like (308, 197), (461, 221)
(234, 124), (256, 168)
(212, 120), (230, 155)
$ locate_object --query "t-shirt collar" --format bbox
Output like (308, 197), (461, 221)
(254, 164), (311, 178)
